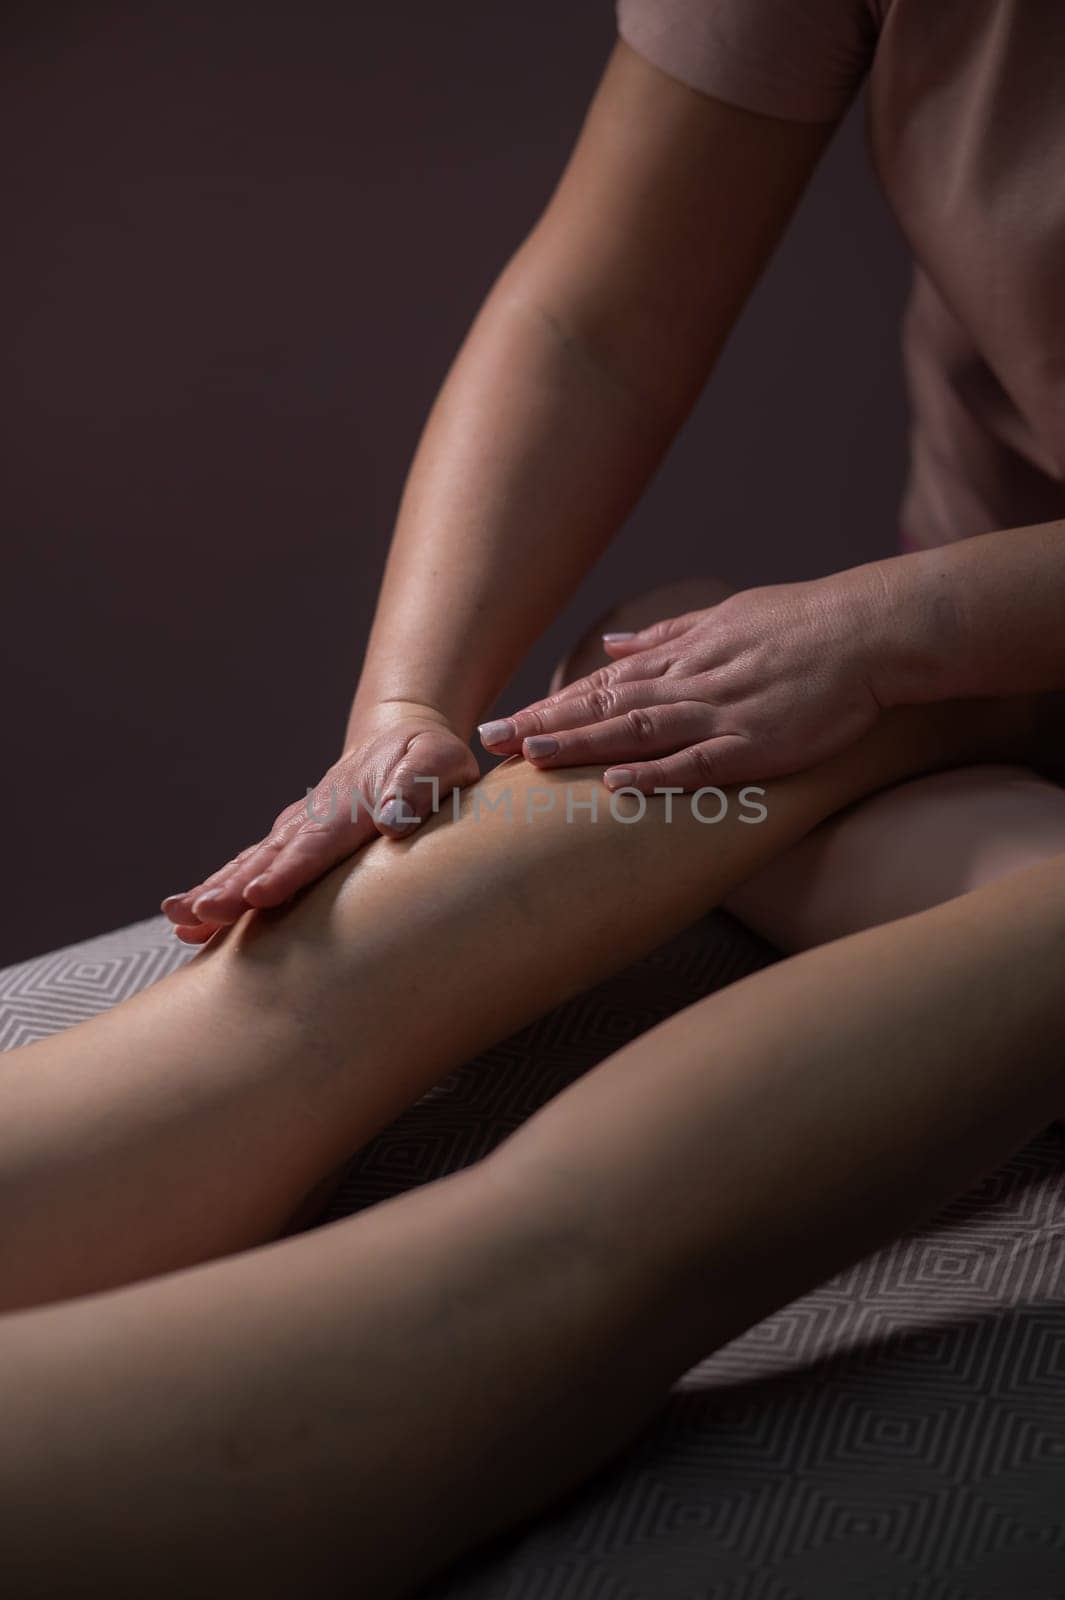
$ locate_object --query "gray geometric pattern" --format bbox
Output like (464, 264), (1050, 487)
(2, 910), (1063, 1599)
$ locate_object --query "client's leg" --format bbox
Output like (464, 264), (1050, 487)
(0, 688), (1030, 1311)
(724, 761), (1065, 949)
(3, 850), (1064, 1598)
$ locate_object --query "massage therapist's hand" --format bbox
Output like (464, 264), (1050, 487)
(480, 575), (888, 794)
(161, 700), (479, 943)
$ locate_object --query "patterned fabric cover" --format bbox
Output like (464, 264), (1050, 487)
(2, 910), (1063, 1599)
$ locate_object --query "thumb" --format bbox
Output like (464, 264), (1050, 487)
(376, 731), (479, 837)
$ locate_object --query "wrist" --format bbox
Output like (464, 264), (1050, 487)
(343, 693), (467, 753)
(846, 550), (969, 710)
(350, 659), (498, 746)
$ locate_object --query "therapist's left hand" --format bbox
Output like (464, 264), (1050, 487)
(478, 574), (888, 792)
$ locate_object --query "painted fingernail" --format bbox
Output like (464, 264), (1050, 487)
(523, 735), (558, 758)
(603, 768), (635, 790)
(602, 631), (635, 642)
(378, 797), (423, 831)
(478, 718), (515, 746)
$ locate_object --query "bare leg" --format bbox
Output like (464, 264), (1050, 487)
(1, 676), (1030, 1309)
(2, 837), (1064, 1596)
(725, 759), (1065, 947)
(490, 847), (1065, 1393)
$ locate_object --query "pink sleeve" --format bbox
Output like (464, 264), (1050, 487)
(616, 0), (879, 124)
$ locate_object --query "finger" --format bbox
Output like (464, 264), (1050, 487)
(198, 808), (343, 917)
(172, 920), (219, 945)
(601, 735), (755, 795)
(503, 675), (700, 749)
(209, 761), (387, 916)
(478, 658), (676, 752)
(188, 780), (360, 922)
(161, 893), (206, 927)
(189, 838), (291, 921)
(517, 700), (714, 770)
(241, 808), (380, 907)
(161, 838), (276, 925)
(181, 834), (293, 924)
(239, 774), (415, 915)
(599, 608), (705, 654)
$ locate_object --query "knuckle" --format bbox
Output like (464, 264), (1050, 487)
(292, 820), (334, 843)
(627, 763), (656, 791)
(688, 744), (718, 783)
(400, 727), (438, 761)
(588, 686), (616, 721)
(624, 706), (657, 744)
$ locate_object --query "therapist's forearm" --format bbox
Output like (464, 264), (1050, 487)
(866, 519), (1065, 708)
(346, 268), (680, 744)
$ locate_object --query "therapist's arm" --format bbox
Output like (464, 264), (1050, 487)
(349, 39), (840, 739)
(166, 40), (843, 934)
(867, 520), (1065, 707)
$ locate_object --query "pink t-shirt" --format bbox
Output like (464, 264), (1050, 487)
(616, 0), (1065, 554)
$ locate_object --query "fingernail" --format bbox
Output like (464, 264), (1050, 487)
(244, 876), (269, 894)
(603, 768), (635, 790)
(602, 631), (635, 642)
(160, 893), (187, 907)
(523, 735), (558, 758)
(379, 797), (422, 831)
(478, 718), (515, 746)
(192, 890), (224, 910)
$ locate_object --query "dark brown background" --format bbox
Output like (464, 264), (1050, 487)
(1, 1), (912, 967)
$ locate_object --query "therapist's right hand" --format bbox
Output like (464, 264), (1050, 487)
(160, 701), (480, 943)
